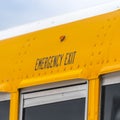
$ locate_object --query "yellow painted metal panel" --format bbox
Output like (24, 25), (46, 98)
(0, 9), (120, 120)
(88, 78), (100, 120)
(0, 10), (120, 93)
(9, 91), (19, 120)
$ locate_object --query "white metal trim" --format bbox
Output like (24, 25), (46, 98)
(23, 84), (86, 99)
(84, 81), (88, 120)
(23, 84), (87, 108)
(20, 80), (88, 120)
(0, 93), (10, 102)
(19, 94), (24, 120)
(102, 71), (120, 86)
(21, 79), (86, 93)
(0, 0), (120, 41)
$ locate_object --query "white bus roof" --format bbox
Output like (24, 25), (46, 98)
(0, 0), (120, 41)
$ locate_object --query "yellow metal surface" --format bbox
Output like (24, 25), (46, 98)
(0, 9), (119, 120)
(88, 78), (100, 120)
(0, 10), (120, 92)
(9, 91), (19, 120)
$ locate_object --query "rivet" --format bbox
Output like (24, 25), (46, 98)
(113, 17), (117, 20)
(18, 53), (21, 56)
(102, 26), (105, 29)
(106, 60), (109, 63)
(94, 44), (97, 47)
(97, 61), (100, 64)
(100, 42), (103, 46)
(28, 43), (31, 47)
(70, 66), (73, 70)
(77, 65), (80, 68)
(101, 60), (104, 64)
(84, 64), (87, 67)
(22, 46), (25, 49)
(97, 35), (100, 38)
(60, 35), (66, 42)
(26, 75), (28, 78)
(90, 62), (93, 66)
(114, 59), (117, 62)
(109, 42), (112, 45)
(104, 33), (107, 37)
(107, 19), (110, 22)
(108, 25), (111, 28)
(24, 51), (27, 54)
(27, 39), (30, 42)
(98, 51), (101, 55)
(91, 52), (94, 56)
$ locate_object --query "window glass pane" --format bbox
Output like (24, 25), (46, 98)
(0, 100), (10, 120)
(101, 83), (120, 120)
(23, 98), (85, 120)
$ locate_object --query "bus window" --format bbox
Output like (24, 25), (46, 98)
(101, 71), (120, 120)
(0, 93), (10, 120)
(23, 98), (85, 120)
(20, 81), (88, 120)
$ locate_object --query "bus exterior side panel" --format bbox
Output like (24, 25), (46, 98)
(0, 9), (120, 92)
(0, 2), (120, 120)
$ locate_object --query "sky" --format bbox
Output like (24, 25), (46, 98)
(0, 0), (113, 30)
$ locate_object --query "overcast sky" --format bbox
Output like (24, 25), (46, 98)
(0, 0), (113, 30)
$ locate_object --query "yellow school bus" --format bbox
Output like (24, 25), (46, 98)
(0, 1), (120, 120)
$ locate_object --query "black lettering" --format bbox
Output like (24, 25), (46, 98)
(53, 56), (59, 67)
(64, 51), (76, 65)
(59, 54), (64, 66)
(71, 51), (76, 64)
(48, 56), (54, 68)
(35, 51), (76, 71)
(64, 53), (69, 65)
(38, 58), (44, 69)
(43, 57), (49, 69)
(35, 59), (40, 70)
